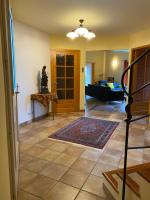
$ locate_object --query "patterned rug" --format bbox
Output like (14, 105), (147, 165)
(49, 117), (119, 149)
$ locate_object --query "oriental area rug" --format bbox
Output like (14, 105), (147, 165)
(49, 117), (119, 149)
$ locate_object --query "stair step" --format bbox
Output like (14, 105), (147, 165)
(103, 163), (150, 199)
(117, 171), (140, 198)
(103, 170), (119, 193)
(129, 173), (141, 186)
(138, 168), (150, 183)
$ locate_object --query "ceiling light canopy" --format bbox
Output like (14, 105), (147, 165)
(66, 19), (96, 40)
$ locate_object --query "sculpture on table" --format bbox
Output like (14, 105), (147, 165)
(40, 66), (49, 94)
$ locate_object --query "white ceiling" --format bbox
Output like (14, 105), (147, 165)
(13, 0), (150, 36)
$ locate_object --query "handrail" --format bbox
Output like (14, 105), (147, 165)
(121, 48), (150, 96)
(121, 48), (150, 200)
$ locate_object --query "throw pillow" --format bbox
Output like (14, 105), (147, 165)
(107, 82), (114, 89)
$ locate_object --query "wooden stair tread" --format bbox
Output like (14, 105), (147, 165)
(103, 170), (119, 193)
(103, 163), (150, 198)
(138, 168), (150, 183)
(117, 171), (140, 198)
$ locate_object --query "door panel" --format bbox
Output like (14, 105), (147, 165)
(51, 50), (80, 112)
(131, 47), (150, 115)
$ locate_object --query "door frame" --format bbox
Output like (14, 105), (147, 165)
(0, 0), (17, 199)
(51, 49), (80, 112)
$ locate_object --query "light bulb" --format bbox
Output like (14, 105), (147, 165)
(83, 31), (96, 40)
(66, 31), (79, 39)
(75, 27), (88, 36)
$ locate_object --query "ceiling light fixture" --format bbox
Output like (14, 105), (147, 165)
(66, 19), (96, 40)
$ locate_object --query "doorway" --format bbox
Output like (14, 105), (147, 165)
(85, 50), (129, 113)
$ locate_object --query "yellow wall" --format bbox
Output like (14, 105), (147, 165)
(130, 28), (150, 48)
(105, 51), (129, 83)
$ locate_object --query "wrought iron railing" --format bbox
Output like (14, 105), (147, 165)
(121, 48), (150, 200)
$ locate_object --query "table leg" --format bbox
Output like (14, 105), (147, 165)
(47, 103), (49, 117)
(33, 100), (35, 121)
(52, 101), (55, 120)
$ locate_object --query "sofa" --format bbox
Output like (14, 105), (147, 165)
(85, 80), (125, 102)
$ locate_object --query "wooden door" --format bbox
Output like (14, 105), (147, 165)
(131, 46), (150, 115)
(51, 50), (80, 112)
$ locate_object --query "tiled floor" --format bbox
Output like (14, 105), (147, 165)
(18, 98), (150, 200)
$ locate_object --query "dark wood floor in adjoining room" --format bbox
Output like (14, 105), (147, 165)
(18, 97), (150, 200)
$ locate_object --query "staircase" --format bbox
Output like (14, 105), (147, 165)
(103, 48), (150, 200)
(103, 163), (150, 200)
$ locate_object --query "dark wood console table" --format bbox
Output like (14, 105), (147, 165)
(31, 93), (58, 120)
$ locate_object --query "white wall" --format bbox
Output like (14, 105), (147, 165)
(14, 21), (50, 124)
(86, 51), (105, 82)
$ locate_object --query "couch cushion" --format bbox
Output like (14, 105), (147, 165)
(113, 82), (120, 88)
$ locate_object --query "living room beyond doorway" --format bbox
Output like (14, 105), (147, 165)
(85, 50), (129, 114)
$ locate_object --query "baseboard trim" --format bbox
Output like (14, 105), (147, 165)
(19, 113), (52, 127)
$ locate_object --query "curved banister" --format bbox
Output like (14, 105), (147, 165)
(121, 47), (150, 200)
(121, 48), (150, 96)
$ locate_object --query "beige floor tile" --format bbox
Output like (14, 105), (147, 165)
(20, 144), (33, 152)
(25, 158), (49, 173)
(76, 191), (105, 200)
(26, 146), (45, 157)
(119, 158), (143, 168)
(71, 158), (96, 173)
(23, 174), (57, 198)
(103, 148), (123, 158)
(80, 149), (102, 162)
(19, 169), (37, 188)
(36, 139), (55, 148)
(54, 153), (78, 167)
(91, 162), (119, 177)
(18, 190), (41, 200)
(44, 182), (79, 200)
(38, 149), (60, 161)
(91, 161), (117, 177)
(49, 142), (69, 153)
(99, 153), (121, 165)
(61, 169), (89, 188)
(23, 136), (43, 145)
(64, 145), (85, 157)
(143, 153), (150, 162)
(82, 175), (106, 198)
(40, 163), (68, 180)
(19, 99), (148, 200)
(19, 153), (35, 167)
